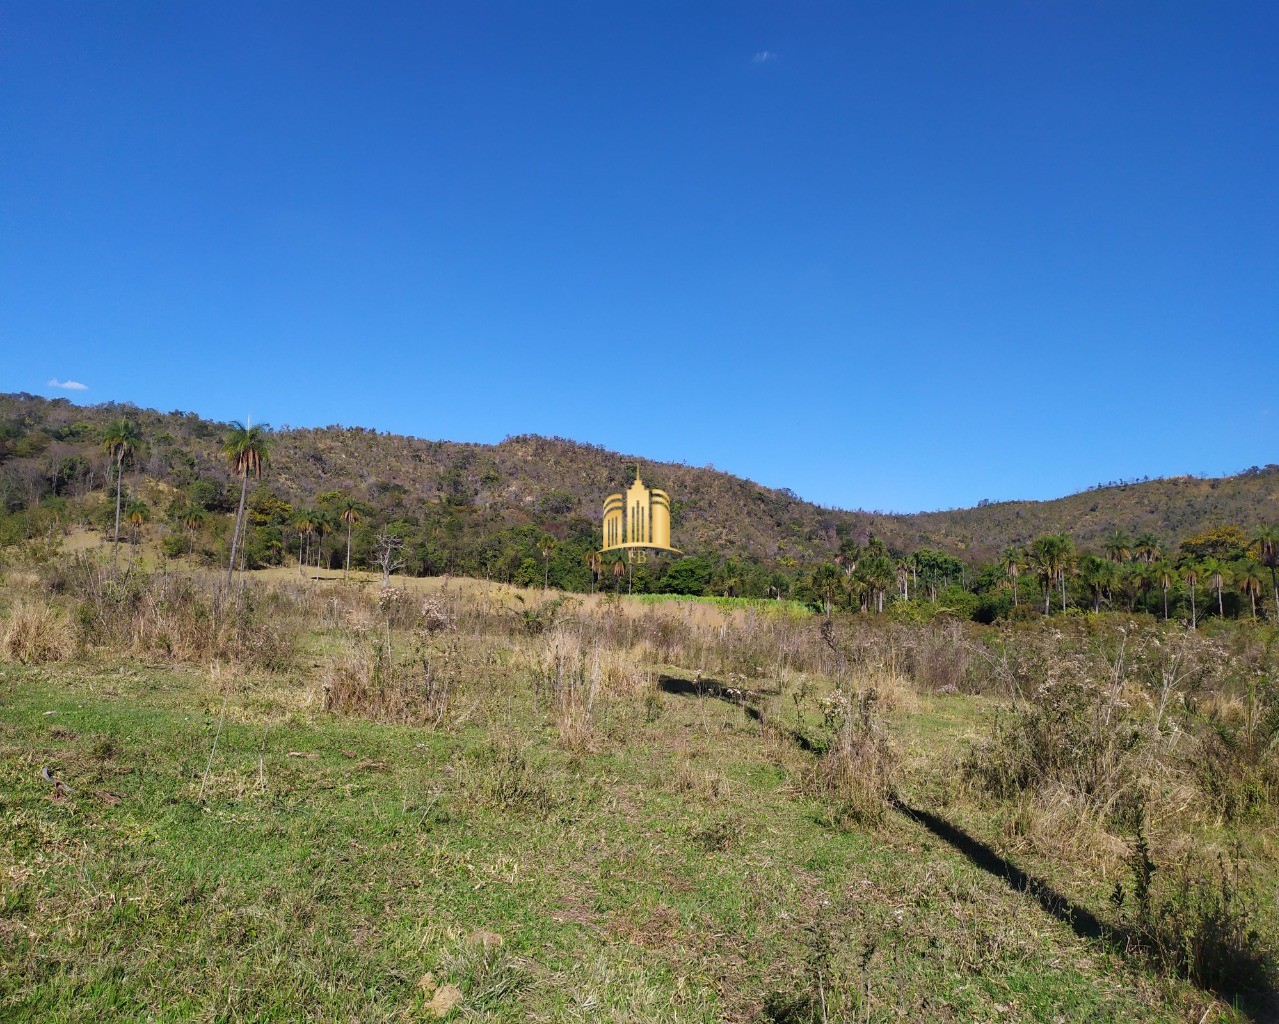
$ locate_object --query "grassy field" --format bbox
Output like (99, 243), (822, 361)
(1, 566), (1276, 1022)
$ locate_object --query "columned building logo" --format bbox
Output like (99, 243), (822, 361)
(601, 471), (681, 554)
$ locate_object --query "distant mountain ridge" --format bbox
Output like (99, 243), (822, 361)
(2, 392), (1276, 564)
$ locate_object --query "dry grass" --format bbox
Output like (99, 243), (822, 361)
(0, 599), (74, 664)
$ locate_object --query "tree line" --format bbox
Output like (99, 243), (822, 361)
(3, 415), (1278, 625)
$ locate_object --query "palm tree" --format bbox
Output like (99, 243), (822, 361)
(1000, 546), (1024, 606)
(1102, 529), (1132, 564)
(221, 421), (270, 587)
(1183, 564), (1200, 628)
(810, 563), (842, 616)
(1133, 532), (1161, 564)
(1028, 534), (1070, 614)
(1236, 565), (1263, 619)
(584, 550), (602, 594)
(539, 535), (558, 590)
(338, 498), (363, 579)
(125, 500), (151, 548)
(859, 556), (895, 613)
(1201, 558), (1229, 617)
(1251, 526), (1279, 623)
(291, 510), (315, 576)
(1057, 535), (1076, 611)
(313, 512), (332, 570)
(101, 418), (141, 565)
(611, 558), (625, 594)
(844, 572), (868, 613)
(1128, 561), (1154, 614)
(1079, 555), (1114, 613)
(1155, 562), (1175, 621)
(182, 503), (206, 554)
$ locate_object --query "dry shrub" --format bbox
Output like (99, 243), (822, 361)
(849, 669), (918, 715)
(538, 627), (599, 753)
(1000, 789), (1128, 873)
(323, 630), (455, 726)
(1, 599), (74, 664)
(803, 688), (898, 828)
(964, 676), (1149, 818)
(38, 555), (297, 671)
(527, 625), (652, 752)
(900, 620), (974, 692)
(1116, 837), (1277, 1000)
(598, 643), (652, 696)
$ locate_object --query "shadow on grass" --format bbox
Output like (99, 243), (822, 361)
(661, 680), (1277, 1019)
(891, 799), (1278, 1022)
(657, 674), (822, 752)
(890, 799), (1107, 940)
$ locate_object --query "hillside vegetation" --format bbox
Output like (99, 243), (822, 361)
(2, 392), (1278, 624)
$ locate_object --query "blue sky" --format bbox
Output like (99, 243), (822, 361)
(3, 2), (1275, 513)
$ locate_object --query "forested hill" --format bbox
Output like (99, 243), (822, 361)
(2, 392), (1277, 568)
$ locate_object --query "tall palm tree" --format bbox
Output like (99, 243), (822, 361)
(1128, 561), (1154, 614)
(1155, 562), (1175, 621)
(313, 512), (332, 570)
(1133, 532), (1161, 564)
(338, 497), (363, 579)
(539, 535), (558, 590)
(860, 556), (895, 613)
(611, 558), (625, 594)
(1079, 555), (1114, 613)
(1028, 534), (1071, 614)
(1251, 526), (1279, 623)
(811, 563), (842, 616)
(1201, 558), (1229, 617)
(221, 421), (270, 587)
(584, 550), (602, 594)
(1000, 546), (1024, 606)
(182, 503), (206, 555)
(1057, 535), (1076, 611)
(291, 510), (315, 576)
(125, 500), (151, 548)
(1102, 529), (1132, 564)
(1183, 564), (1200, 628)
(101, 418), (141, 565)
(1236, 565), (1263, 620)
(843, 572), (867, 613)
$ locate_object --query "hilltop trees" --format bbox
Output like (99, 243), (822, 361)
(9, 396), (1279, 626)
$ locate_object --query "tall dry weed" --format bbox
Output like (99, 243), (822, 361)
(1, 599), (74, 664)
(803, 687), (899, 828)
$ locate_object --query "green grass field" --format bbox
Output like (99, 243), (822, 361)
(2, 641), (1246, 1023)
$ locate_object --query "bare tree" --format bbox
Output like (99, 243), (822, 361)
(374, 528), (406, 588)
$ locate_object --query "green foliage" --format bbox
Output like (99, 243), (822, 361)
(1179, 525), (1251, 563)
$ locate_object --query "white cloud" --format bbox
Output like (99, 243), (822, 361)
(752, 51), (775, 64)
(47, 378), (88, 391)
